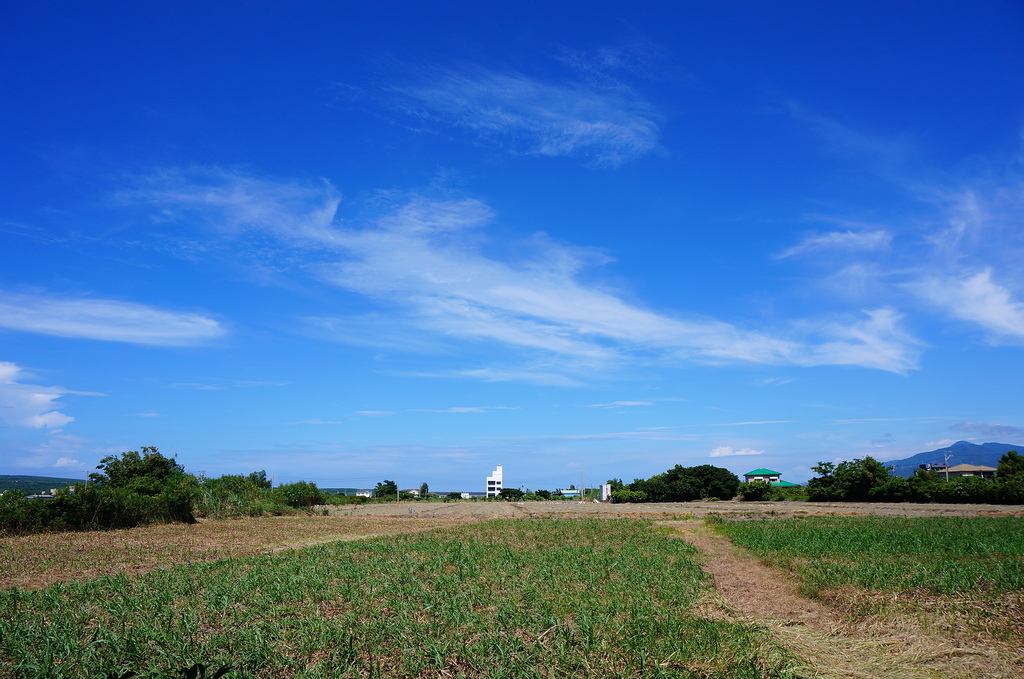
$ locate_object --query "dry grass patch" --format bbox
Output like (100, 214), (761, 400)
(0, 515), (477, 590)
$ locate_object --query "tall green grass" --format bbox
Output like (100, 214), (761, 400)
(0, 519), (797, 678)
(711, 516), (1024, 595)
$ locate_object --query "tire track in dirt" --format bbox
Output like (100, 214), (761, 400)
(663, 520), (1021, 679)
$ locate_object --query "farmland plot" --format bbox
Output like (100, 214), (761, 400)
(0, 519), (798, 678)
(709, 516), (1024, 675)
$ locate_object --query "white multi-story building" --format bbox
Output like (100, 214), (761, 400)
(486, 465), (503, 497)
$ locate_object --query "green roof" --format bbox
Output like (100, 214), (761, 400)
(744, 468), (781, 476)
(770, 480), (800, 487)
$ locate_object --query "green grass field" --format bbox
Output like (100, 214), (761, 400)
(0, 519), (797, 678)
(710, 516), (1024, 595)
(710, 515), (1024, 650)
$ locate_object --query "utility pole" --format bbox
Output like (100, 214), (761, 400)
(580, 471), (584, 502)
(396, 474), (400, 504)
(943, 453), (952, 481)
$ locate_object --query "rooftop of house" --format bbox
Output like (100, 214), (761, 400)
(946, 464), (997, 473)
(744, 468), (781, 476)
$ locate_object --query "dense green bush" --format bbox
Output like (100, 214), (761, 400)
(610, 489), (648, 503)
(737, 480), (772, 501)
(622, 465), (739, 502)
(769, 484), (807, 501)
(0, 448), (339, 535)
(197, 473), (279, 518)
(273, 481), (329, 508)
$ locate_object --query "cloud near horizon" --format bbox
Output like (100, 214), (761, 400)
(709, 446), (764, 457)
(948, 420), (1024, 440)
(0, 362), (74, 428)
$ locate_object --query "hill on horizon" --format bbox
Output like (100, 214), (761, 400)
(0, 475), (86, 494)
(883, 441), (1020, 478)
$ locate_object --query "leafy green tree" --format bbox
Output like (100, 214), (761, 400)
(419, 482), (430, 497)
(499, 488), (525, 501)
(374, 480), (398, 498)
(997, 450), (1024, 479)
(535, 489), (552, 499)
(445, 492), (462, 501)
(627, 464), (739, 502)
(89, 447), (185, 492)
(737, 480), (772, 501)
(247, 470), (272, 489)
(806, 456), (893, 501)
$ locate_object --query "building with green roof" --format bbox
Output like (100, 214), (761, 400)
(743, 468), (801, 486)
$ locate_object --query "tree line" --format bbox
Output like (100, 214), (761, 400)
(804, 451), (1024, 503)
(0, 447), (341, 535)
(609, 465), (740, 503)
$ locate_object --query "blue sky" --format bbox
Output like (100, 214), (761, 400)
(3, 1), (1024, 491)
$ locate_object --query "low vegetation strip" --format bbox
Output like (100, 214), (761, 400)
(0, 519), (799, 678)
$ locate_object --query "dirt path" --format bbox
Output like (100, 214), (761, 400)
(664, 520), (1022, 679)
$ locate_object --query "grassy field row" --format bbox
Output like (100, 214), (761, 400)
(0, 516), (471, 591)
(0, 519), (797, 679)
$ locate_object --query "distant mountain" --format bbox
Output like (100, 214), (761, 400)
(0, 475), (86, 494)
(883, 441), (1021, 478)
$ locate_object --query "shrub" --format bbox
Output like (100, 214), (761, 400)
(610, 490), (647, 503)
(737, 480), (772, 501)
(273, 481), (328, 508)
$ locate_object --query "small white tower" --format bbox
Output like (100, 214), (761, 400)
(486, 465), (503, 497)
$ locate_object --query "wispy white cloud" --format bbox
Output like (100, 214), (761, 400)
(320, 198), (920, 373)
(586, 401), (653, 408)
(53, 457), (82, 468)
(119, 167), (341, 244)
(0, 290), (225, 346)
(777, 229), (892, 259)
(355, 410), (395, 416)
(698, 420), (795, 427)
(709, 446), (763, 457)
(409, 406), (511, 414)
(167, 379), (287, 390)
(384, 63), (661, 166)
(454, 368), (586, 387)
(914, 270), (1024, 342)
(757, 377), (794, 386)
(0, 362), (74, 428)
(786, 106), (1024, 348)
(488, 428), (692, 442)
(803, 308), (921, 374)
(125, 170), (924, 378)
(948, 420), (1024, 439)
